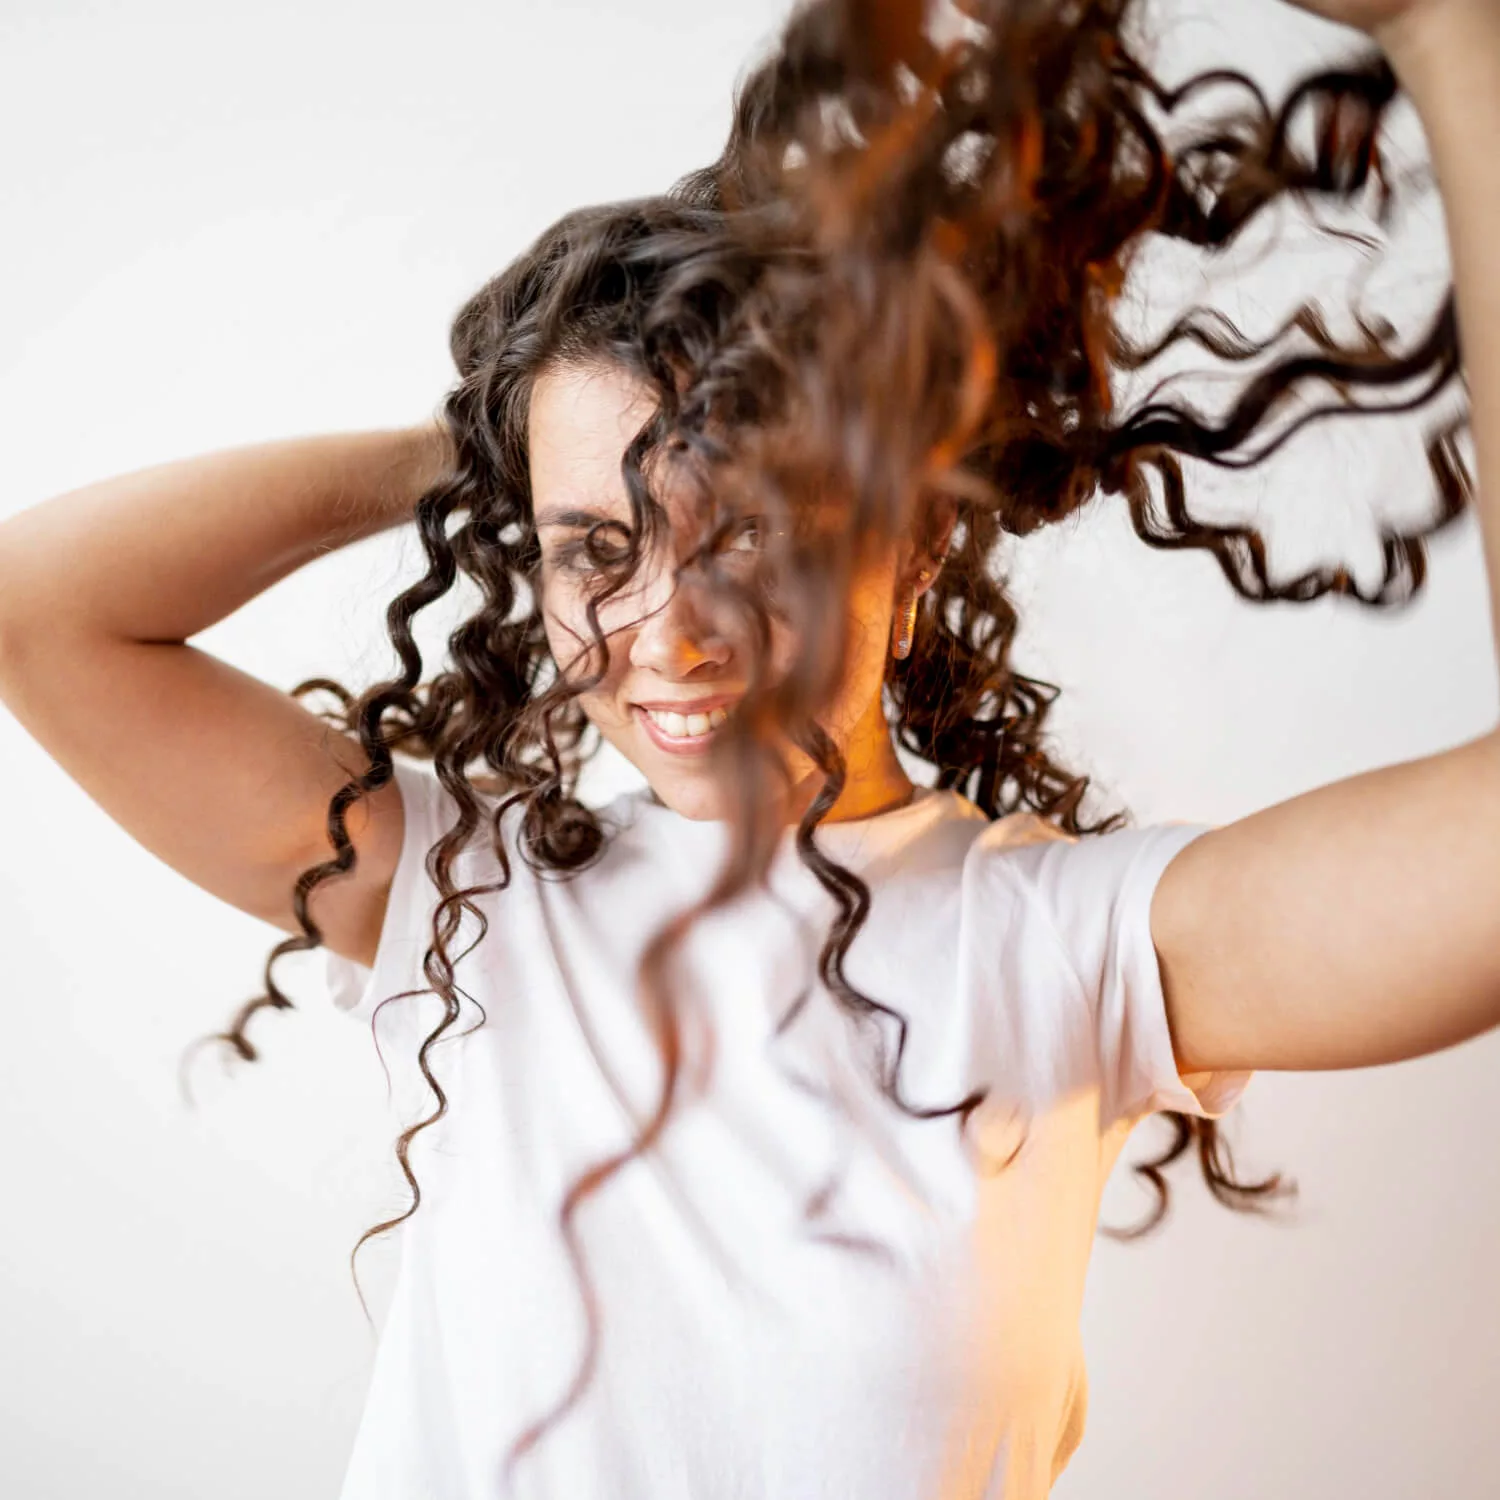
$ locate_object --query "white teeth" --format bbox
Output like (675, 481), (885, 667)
(645, 704), (733, 740)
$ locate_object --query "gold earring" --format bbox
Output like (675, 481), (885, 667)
(892, 567), (930, 661)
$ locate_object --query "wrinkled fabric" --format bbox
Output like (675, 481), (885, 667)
(324, 759), (1251, 1500)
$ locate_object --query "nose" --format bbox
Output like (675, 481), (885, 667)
(627, 556), (734, 679)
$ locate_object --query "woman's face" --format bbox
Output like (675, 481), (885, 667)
(528, 360), (908, 823)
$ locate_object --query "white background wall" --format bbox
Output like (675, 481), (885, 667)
(1, 1), (1496, 1496)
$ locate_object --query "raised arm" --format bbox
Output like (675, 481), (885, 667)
(1152, 0), (1500, 1077)
(0, 423), (450, 966)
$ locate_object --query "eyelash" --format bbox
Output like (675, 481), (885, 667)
(552, 543), (621, 575)
(723, 516), (763, 551)
(549, 524), (633, 576)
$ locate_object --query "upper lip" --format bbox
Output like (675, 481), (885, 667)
(633, 694), (742, 714)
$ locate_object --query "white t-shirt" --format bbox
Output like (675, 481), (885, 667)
(323, 756), (1253, 1500)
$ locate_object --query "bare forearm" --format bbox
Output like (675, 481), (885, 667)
(1380, 0), (1500, 653)
(0, 421), (452, 644)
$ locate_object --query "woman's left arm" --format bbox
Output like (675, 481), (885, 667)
(1154, 0), (1500, 1076)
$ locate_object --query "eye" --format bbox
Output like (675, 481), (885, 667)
(551, 520), (634, 575)
(719, 516), (765, 554)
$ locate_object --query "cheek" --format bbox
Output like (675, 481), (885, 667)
(540, 585), (632, 716)
(766, 618), (799, 681)
(763, 567), (893, 680)
(538, 585), (586, 676)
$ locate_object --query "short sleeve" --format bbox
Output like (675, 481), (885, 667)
(994, 819), (1254, 1132)
(321, 756), (460, 1027)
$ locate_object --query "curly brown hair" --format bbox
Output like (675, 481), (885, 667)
(186, 0), (1469, 1475)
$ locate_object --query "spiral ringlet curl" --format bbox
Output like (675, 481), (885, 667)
(178, 0), (1472, 1475)
(697, 0), (1468, 1214)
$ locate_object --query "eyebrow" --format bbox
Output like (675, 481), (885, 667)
(534, 507), (621, 530)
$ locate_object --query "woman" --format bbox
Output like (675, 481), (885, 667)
(0, 0), (1496, 1496)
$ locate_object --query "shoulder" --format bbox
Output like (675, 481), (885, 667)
(966, 813), (1215, 978)
(979, 809), (1076, 851)
(385, 757), (530, 879)
(975, 814), (1209, 895)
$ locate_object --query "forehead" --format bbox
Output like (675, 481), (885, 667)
(528, 361), (657, 519)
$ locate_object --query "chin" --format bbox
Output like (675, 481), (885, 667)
(645, 775), (738, 823)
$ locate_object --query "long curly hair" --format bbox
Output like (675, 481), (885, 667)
(186, 0), (1470, 1475)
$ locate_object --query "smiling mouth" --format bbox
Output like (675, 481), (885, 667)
(642, 704), (731, 739)
(633, 701), (736, 754)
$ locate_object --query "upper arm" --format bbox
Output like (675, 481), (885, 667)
(1151, 728), (1500, 1076)
(0, 615), (402, 969)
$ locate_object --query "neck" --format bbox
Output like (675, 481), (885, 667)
(790, 692), (914, 825)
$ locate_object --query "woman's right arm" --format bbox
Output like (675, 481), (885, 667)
(0, 423), (453, 968)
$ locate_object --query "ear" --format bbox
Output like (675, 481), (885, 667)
(926, 496), (958, 567)
(906, 495), (958, 593)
